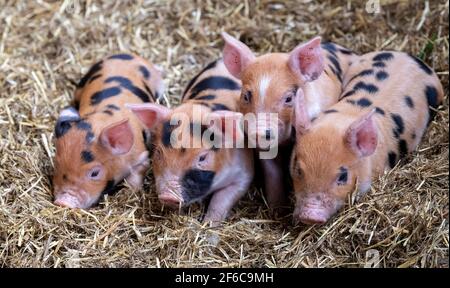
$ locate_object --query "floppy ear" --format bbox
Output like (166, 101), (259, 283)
(294, 88), (311, 135)
(221, 32), (255, 79)
(288, 36), (324, 82)
(207, 110), (244, 147)
(100, 119), (134, 155)
(345, 109), (378, 158)
(126, 103), (171, 130)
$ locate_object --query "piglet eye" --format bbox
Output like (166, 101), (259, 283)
(336, 167), (348, 185)
(285, 96), (292, 103)
(199, 154), (207, 162)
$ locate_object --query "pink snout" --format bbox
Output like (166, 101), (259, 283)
(54, 193), (82, 208)
(295, 208), (329, 225)
(158, 193), (182, 208)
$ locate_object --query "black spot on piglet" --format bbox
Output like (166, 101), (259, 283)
(409, 54), (433, 75)
(391, 113), (405, 138)
(181, 169), (216, 202)
(404, 96), (414, 108)
(373, 52), (394, 62)
(55, 121), (72, 138)
(388, 151), (397, 168)
(91, 87), (122, 105)
(425, 85), (439, 122)
(81, 150), (95, 163)
(108, 54), (134, 60)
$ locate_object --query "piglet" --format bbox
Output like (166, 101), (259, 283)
(128, 59), (254, 224)
(53, 53), (165, 208)
(221, 32), (357, 209)
(290, 51), (444, 225)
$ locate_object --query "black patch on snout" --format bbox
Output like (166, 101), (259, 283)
(139, 65), (151, 79)
(181, 169), (215, 202)
(105, 76), (151, 103)
(108, 54), (134, 60)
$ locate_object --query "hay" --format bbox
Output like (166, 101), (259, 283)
(0, 0), (448, 268)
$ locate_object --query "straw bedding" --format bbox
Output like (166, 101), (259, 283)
(0, 0), (448, 267)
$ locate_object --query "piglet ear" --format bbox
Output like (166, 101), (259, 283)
(207, 110), (244, 146)
(100, 119), (134, 155)
(288, 37), (324, 82)
(221, 32), (255, 79)
(126, 103), (171, 130)
(294, 88), (311, 135)
(345, 109), (378, 158)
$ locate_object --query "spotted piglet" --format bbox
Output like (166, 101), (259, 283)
(221, 32), (357, 209)
(290, 51), (444, 225)
(128, 59), (254, 225)
(53, 53), (165, 208)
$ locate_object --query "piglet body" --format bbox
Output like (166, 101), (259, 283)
(129, 59), (254, 224)
(53, 53), (164, 208)
(290, 51), (444, 225)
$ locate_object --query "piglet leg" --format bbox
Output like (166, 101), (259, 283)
(204, 182), (248, 226)
(125, 151), (150, 190)
(261, 158), (287, 211)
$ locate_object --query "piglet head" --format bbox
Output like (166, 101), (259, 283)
(53, 107), (134, 209)
(290, 110), (378, 225)
(129, 103), (244, 208)
(222, 32), (323, 146)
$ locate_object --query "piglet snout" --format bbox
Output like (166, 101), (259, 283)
(158, 193), (182, 208)
(294, 196), (335, 225)
(296, 209), (328, 225)
(54, 193), (81, 208)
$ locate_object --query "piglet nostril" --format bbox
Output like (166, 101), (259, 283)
(159, 193), (181, 208)
(265, 129), (272, 141)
